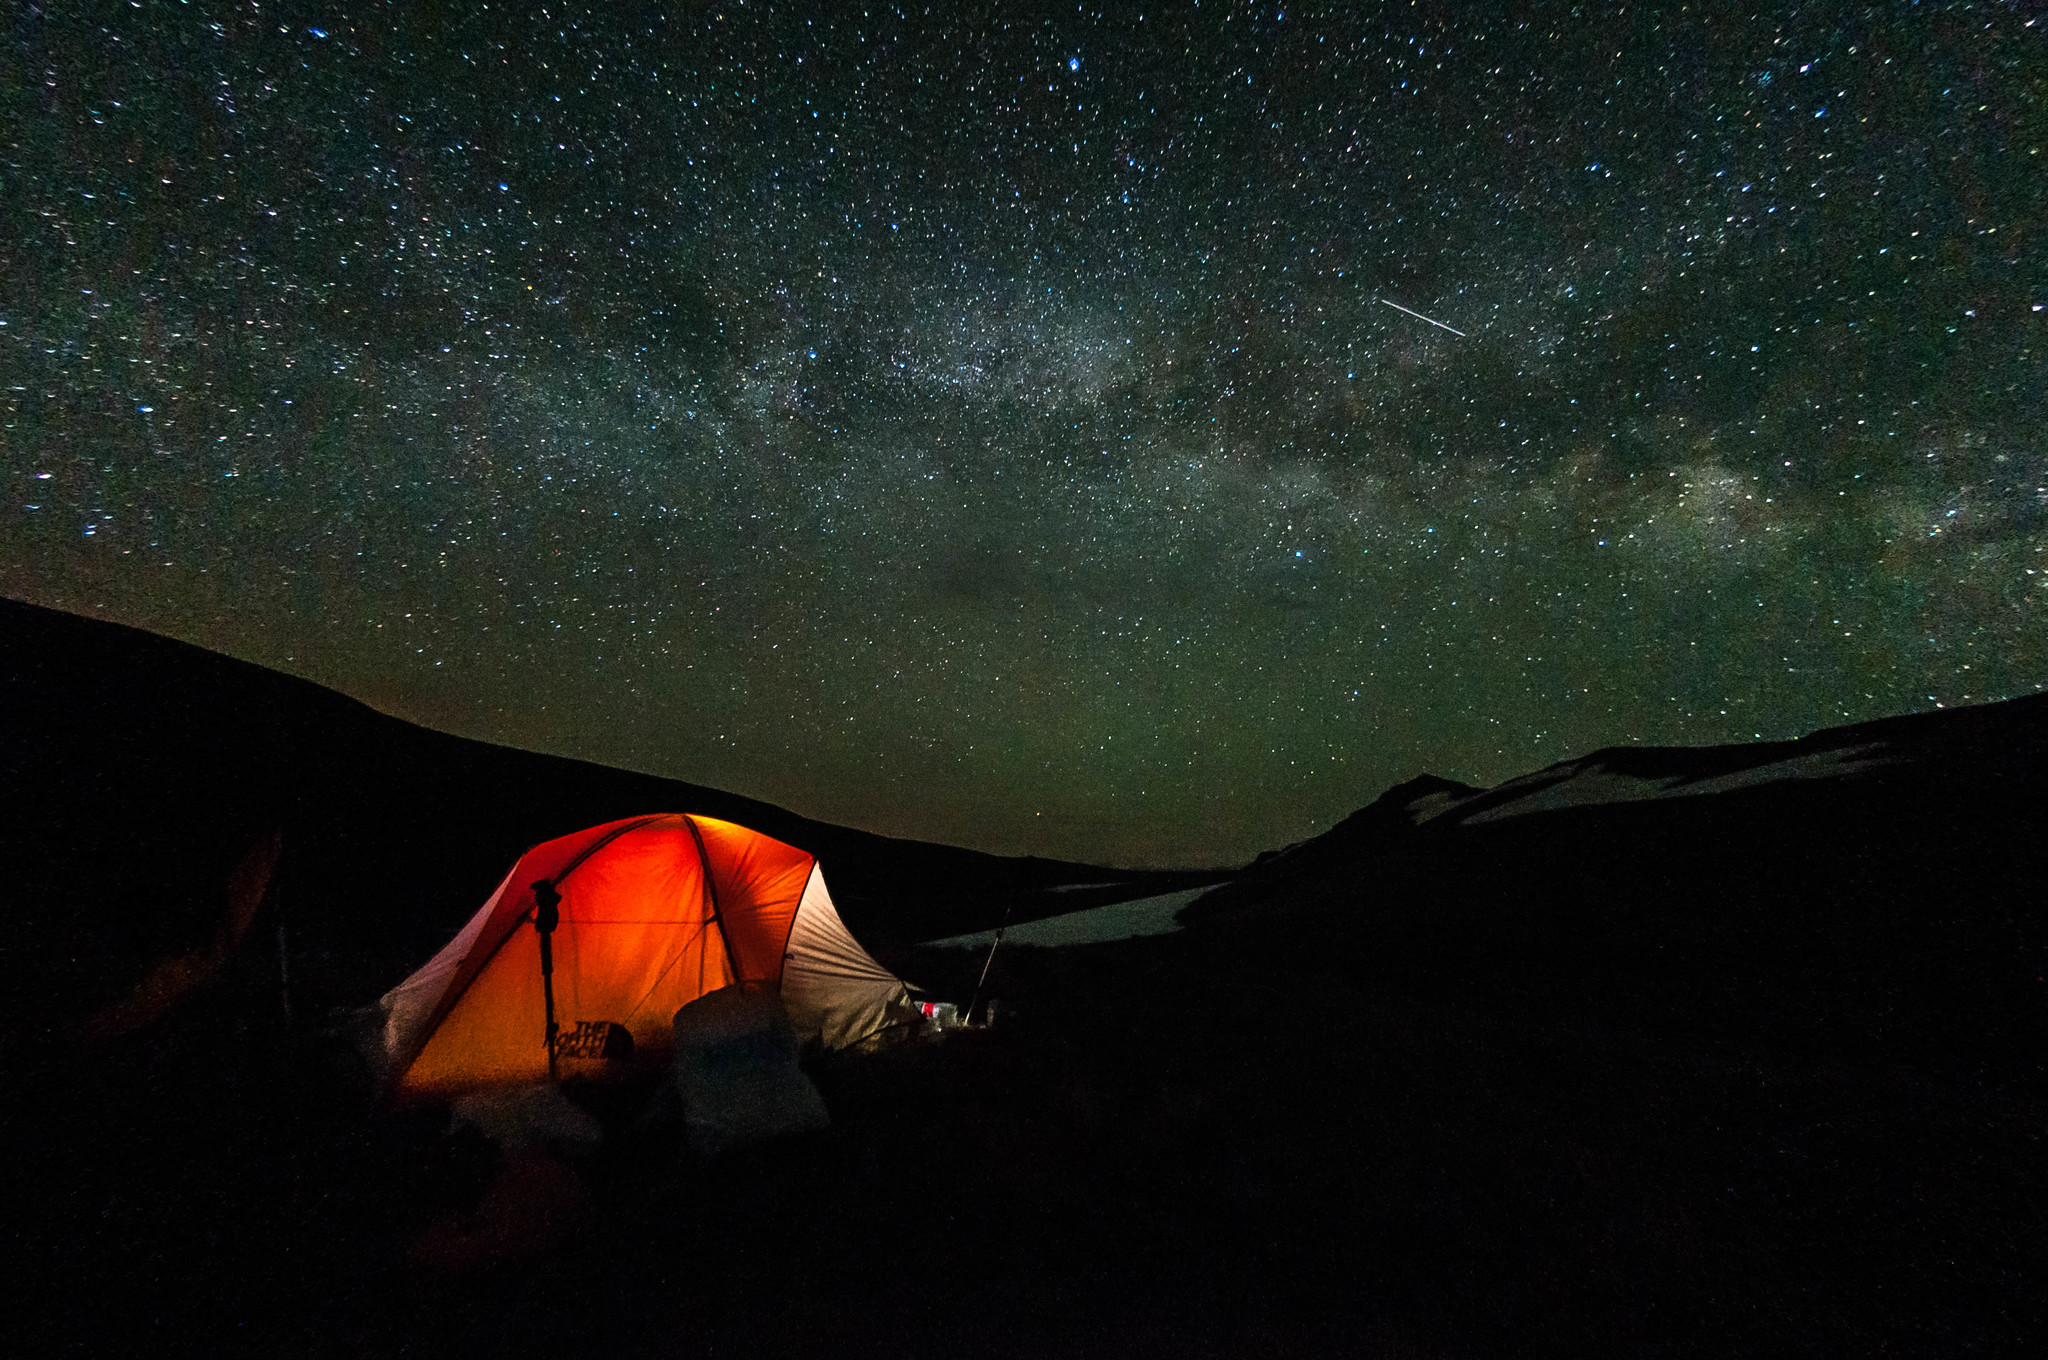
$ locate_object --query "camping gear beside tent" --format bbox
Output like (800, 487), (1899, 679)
(669, 984), (833, 1156)
(370, 814), (913, 1102)
(446, 1083), (605, 1157)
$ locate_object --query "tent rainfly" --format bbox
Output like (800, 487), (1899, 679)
(371, 814), (911, 1101)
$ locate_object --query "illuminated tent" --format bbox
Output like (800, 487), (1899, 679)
(371, 814), (911, 1102)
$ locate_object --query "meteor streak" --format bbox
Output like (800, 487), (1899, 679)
(1378, 298), (1467, 337)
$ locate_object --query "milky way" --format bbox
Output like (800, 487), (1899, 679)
(4, 3), (2042, 864)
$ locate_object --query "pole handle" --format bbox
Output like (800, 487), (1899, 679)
(533, 880), (562, 1078)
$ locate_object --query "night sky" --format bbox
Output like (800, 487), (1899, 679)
(4, 3), (2042, 866)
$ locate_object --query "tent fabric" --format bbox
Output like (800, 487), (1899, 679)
(782, 864), (913, 1050)
(374, 814), (909, 1102)
(370, 863), (519, 1088)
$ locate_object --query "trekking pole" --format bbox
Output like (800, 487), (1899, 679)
(964, 900), (1013, 1027)
(534, 880), (563, 1080)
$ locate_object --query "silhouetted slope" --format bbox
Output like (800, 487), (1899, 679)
(1184, 691), (2048, 1054)
(0, 596), (1221, 1032)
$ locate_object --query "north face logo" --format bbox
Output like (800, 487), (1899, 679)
(553, 1020), (634, 1062)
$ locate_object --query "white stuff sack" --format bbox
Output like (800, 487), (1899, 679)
(669, 985), (830, 1157)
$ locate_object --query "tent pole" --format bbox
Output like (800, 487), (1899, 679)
(534, 880), (563, 1080)
(681, 817), (740, 988)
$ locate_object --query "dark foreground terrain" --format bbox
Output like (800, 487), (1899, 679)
(6, 600), (2044, 1358)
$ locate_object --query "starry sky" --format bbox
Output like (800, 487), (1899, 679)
(4, 2), (2043, 867)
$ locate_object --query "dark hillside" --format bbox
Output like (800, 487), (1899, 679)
(1135, 690), (2047, 1354)
(1184, 692), (2048, 1059)
(0, 596), (1219, 1036)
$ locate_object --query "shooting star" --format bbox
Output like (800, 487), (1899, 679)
(1378, 298), (1467, 337)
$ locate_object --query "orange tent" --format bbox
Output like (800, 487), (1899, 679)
(371, 814), (911, 1101)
